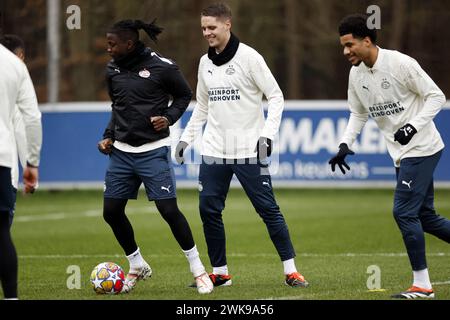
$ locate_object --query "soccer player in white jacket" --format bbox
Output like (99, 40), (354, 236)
(330, 14), (450, 299)
(0, 40), (42, 299)
(176, 3), (308, 288)
(1, 35), (29, 227)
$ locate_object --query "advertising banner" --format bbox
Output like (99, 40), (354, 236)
(37, 101), (450, 188)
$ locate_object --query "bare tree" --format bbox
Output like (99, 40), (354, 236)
(3, 0), (449, 101)
(283, 0), (302, 99)
(388, 0), (407, 50)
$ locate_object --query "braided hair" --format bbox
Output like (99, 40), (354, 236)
(109, 19), (163, 43)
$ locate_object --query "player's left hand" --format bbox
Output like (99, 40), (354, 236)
(151, 116), (170, 131)
(394, 123), (417, 145)
(255, 137), (272, 160)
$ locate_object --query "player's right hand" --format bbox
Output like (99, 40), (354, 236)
(23, 166), (39, 194)
(98, 138), (113, 155)
(175, 141), (188, 165)
(328, 143), (355, 174)
(255, 137), (272, 160)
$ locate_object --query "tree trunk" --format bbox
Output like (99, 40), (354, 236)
(388, 0), (407, 50)
(284, 0), (302, 99)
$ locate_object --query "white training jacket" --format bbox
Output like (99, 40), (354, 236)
(180, 42), (284, 159)
(340, 47), (445, 166)
(0, 44), (42, 170)
(11, 107), (28, 189)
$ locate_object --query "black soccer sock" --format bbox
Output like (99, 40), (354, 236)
(155, 198), (195, 251)
(103, 198), (138, 256)
(0, 212), (18, 299)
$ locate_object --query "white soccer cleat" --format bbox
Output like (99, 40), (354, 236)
(195, 272), (214, 294)
(121, 261), (152, 294)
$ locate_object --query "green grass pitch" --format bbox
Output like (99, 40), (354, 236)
(9, 188), (450, 300)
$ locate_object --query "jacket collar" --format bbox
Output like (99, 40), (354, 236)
(362, 46), (384, 73)
(207, 32), (240, 66)
(113, 41), (148, 69)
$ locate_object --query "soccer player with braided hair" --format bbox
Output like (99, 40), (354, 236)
(98, 19), (213, 294)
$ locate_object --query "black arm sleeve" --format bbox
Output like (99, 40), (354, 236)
(162, 65), (193, 125)
(103, 112), (115, 140)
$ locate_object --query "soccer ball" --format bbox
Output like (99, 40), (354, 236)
(90, 262), (125, 294)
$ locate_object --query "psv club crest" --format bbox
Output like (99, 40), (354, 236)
(381, 78), (391, 89)
(225, 65), (235, 75)
(139, 68), (151, 78)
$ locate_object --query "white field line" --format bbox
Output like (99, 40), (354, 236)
(431, 280), (450, 286)
(18, 252), (450, 259)
(258, 296), (306, 300)
(259, 281), (450, 300)
(14, 207), (158, 222)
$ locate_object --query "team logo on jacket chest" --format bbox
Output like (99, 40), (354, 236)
(381, 78), (391, 89)
(225, 65), (235, 75)
(139, 68), (151, 78)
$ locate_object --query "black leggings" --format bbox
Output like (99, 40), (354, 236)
(103, 198), (195, 255)
(0, 212), (18, 298)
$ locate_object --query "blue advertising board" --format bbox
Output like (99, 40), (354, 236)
(37, 101), (450, 188)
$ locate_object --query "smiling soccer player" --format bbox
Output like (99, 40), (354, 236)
(330, 13), (450, 299)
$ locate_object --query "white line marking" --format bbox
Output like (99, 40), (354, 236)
(14, 207), (157, 222)
(38, 101), (450, 113)
(258, 296), (305, 300)
(431, 281), (450, 286)
(18, 252), (450, 259)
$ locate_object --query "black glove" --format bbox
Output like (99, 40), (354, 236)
(394, 123), (417, 145)
(255, 137), (272, 160)
(328, 143), (355, 174)
(175, 141), (188, 164)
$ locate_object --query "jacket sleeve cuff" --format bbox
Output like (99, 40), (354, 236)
(26, 161), (39, 168)
(162, 116), (172, 126)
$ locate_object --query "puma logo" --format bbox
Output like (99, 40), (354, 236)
(114, 68), (120, 73)
(208, 70), (213, 75)
(400, 127), (413, 137)
(402, 180), (412, 189)
(262, 181), (270, 187)
(161, 185), (172, 193)
(362, 85), (369, 91)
